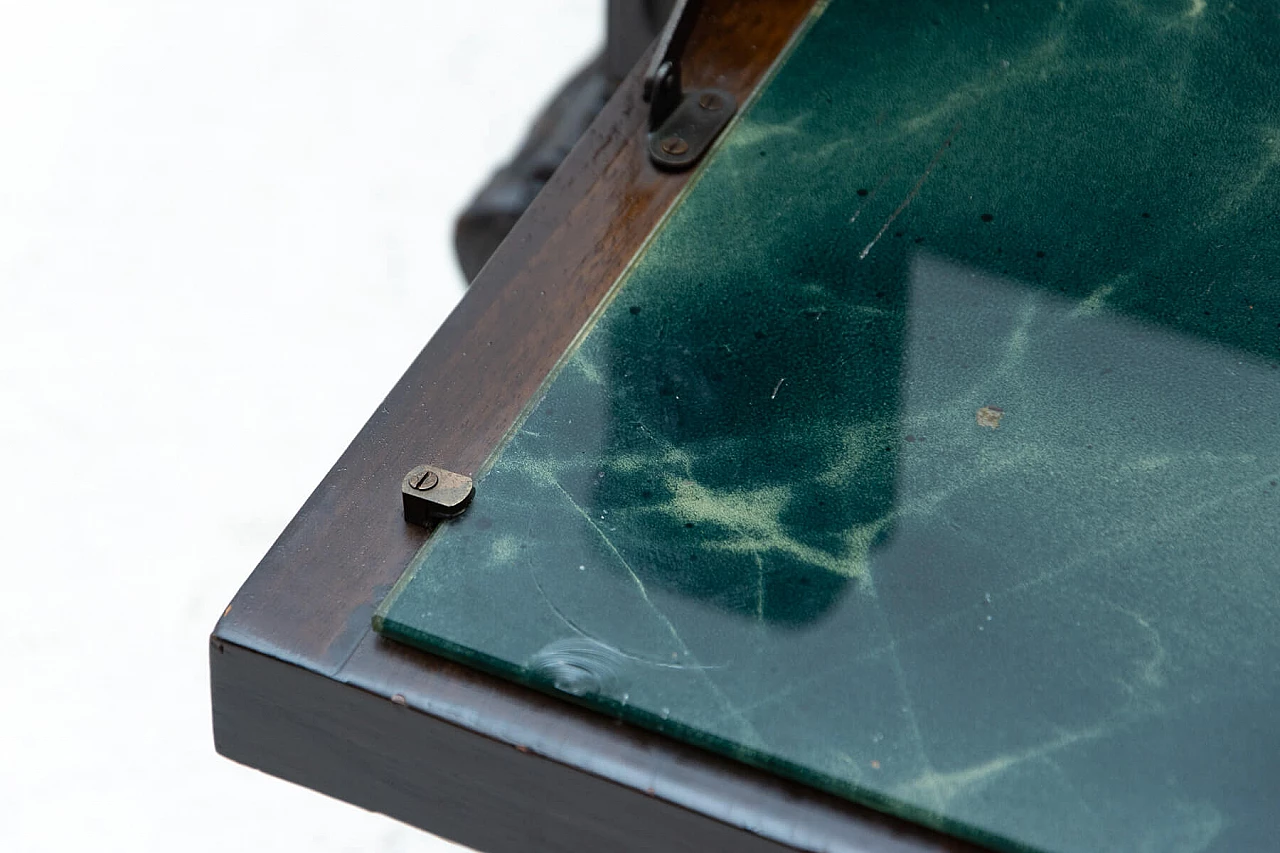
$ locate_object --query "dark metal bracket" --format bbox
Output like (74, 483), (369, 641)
(642, 0), (737, 171)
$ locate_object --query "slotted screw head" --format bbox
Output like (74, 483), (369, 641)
(660, 135), (690, 156)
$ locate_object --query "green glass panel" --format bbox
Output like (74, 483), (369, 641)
(377, 2), (1280, 849)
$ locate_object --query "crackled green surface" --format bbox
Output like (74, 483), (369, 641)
(377, 2), (1280, 850)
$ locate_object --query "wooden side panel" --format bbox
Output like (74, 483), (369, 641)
(212, 640), (982, 853)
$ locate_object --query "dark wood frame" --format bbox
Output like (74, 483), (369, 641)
(210, 4), (987, 851)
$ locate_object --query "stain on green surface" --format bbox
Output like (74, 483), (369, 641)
(377, 2), (1280, 850)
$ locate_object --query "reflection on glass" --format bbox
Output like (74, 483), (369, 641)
(378, 1), (1280, 850)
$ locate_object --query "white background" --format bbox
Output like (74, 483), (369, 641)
(0, 2), (600, 850)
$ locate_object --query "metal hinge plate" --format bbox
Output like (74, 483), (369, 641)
(643, 0), (737, 171)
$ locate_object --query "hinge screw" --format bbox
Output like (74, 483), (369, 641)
(660, 135), (690, 156)
(698, 92), (724, 111)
